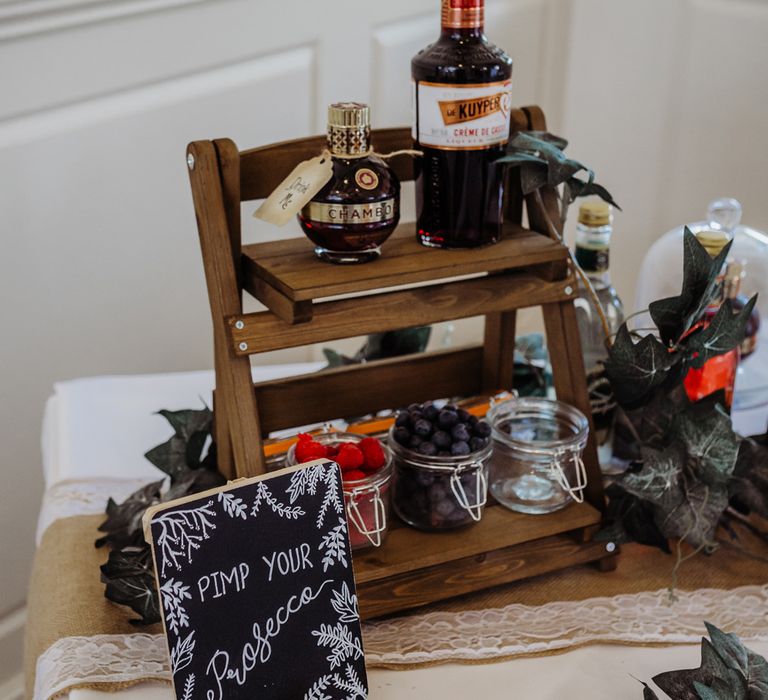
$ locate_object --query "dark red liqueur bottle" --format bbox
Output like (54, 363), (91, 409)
(299, 103), (400, 264)
(412, 0), (513, 248)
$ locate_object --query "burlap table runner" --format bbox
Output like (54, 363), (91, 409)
(25, 514), (768, 699)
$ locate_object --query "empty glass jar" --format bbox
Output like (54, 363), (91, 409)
(389, 427), (492, 530)
(487, 398), (589, 515)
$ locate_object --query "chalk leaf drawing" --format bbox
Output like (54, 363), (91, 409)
(160, 578), (192, 634)
(330, 582), (359, 624)
(218, 491), (247, 519)
(312, 622), (364, 670)
(170, 630), (196, 675)
(154, 501), (216, 576)
(252, 482), (305, 520)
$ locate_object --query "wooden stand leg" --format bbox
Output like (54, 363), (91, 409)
(188, 140), (265, 478)
(483, 310), (517, 393)
(542, 300), (605, 512)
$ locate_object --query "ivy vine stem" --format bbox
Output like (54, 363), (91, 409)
(532, 189), (614, 347)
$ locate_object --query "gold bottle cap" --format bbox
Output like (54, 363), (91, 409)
(327, 102), (371, 157)
(695, 229), (731, 258)
(578, 201), (612, 227)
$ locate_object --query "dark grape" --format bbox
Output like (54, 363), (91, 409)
(393, 427), (411, 445)
(469, 436), (488, 452)
(395, 412), (410, 428)
(417, 441), (437, 456)
(414, 419), (433, 438)
(474, 421), (492, 438)
(450, 441), (471, 456)
(423, 405), (439, 421)
(451, 423), (470, 443)
(408, 434), (423, 449)
(437, 410), (459, 429)
(431, 430), (452, 449)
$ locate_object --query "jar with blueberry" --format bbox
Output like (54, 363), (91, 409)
(389, 402), (493, 530)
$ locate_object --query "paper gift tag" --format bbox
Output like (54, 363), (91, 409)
(143, 460), (368, 700)
(254, 152), (334, 227)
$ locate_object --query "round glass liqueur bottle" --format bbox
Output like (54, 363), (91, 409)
(412, 0), (513, 248)
(298, 102), (400, 264)
(572, 201), (626, 475)
(635, 198), (768, 409)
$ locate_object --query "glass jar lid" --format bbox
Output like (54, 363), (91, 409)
(487, 398), (589, 457)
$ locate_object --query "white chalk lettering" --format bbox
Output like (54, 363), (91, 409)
(261, 543), (313, 582)
(197, 562), (249, 602)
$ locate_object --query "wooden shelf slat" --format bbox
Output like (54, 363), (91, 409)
(241, 222), (569, 304)
(229, 270), (576, 355)
(254, 346), (484, 435)
(354, 501), (601, 584)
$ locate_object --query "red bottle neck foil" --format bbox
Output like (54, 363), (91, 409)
(441, 0), (484, 30)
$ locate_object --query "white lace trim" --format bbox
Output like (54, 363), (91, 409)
(36, 479), (154, 545)
(34, 585), (768, 698)
(34, 634), (170, 700)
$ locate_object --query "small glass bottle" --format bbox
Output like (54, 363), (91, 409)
(298, 103), (400, 263)
(683, 232), (740, 409)
(573, 201), (626, 475)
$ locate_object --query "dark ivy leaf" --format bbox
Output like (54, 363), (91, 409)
(705, 622), (768, 698)
(729, 437), (768, 518)
(322, 348), (356, 368)
(649, 229), (733, 347)
(597, 483), (671, 553)
(604, 325), (680, 407)
(640, 681), (661, 700)
(684, 296), (758, 369)
(564, 176), (622, 211)
(95, 479), (164, 549)
(144, 407), (213, 480)
(622, 384), (691, 449)
(674, 398), (741, 489)
(359, 326), (432, 362)
(100, 546), (161, 626)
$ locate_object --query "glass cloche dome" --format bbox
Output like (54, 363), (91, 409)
(635, 198), (768, 410)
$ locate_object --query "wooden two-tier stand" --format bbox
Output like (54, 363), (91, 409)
(187, 105), (617, 620)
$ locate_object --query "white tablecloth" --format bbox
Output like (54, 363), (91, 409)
(38, 366), (768, 699)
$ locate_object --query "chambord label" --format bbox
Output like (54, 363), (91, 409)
(302, 198), (396, 225)
(413, 79), (512, 150)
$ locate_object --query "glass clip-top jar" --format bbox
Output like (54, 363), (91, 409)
(488, 398), (589, 515)
(389, 426), (492, 530)
(286, 431), (393, 550)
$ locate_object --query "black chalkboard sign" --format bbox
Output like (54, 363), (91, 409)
(143, 460), (368, 700)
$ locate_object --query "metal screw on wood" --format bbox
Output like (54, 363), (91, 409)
(238, 342), (248, 352)
(605, 542), (616, 553)
(235, 320), (245, 330)
(565, 285), (574, 295)
(187, 153), (195, 170)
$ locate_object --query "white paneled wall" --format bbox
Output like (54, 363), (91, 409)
(2, 0), (766, 692)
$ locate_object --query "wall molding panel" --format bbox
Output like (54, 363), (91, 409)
(0, 0), (219, 40)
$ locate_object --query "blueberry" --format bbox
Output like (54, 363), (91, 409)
(451, 441), (471, 456)
(469, 436), (488, 452)
(407, 403), (421, 412)
(467, 414), (479, 428)
(414, 418), (433, 438)
(417, 441), (437, 456)
(428, 484), (448, 503)
(409, 411), (423, 425)
(438, 410), (459, 429)
(435, 499), (456, 517)
(408, 434), (423, 449)
(444, 404), (458, 412)
(395, 412), (410, 428)
(431, 430), (452, 450)
(393, 427), (411, 445)
(457, 408), (472, 423)
(474, 421), (492, 438)
(437, 450), (451, 457)
(415, 471), (435, 487)
(451, 423), (470, 443)
(423, 405), (439, 421)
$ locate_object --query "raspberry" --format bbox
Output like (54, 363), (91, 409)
(294, 437), (327, 463)
(343, 469), (367, 483)
(359, 437), (386, 471)
(335, 444), (364, 471)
